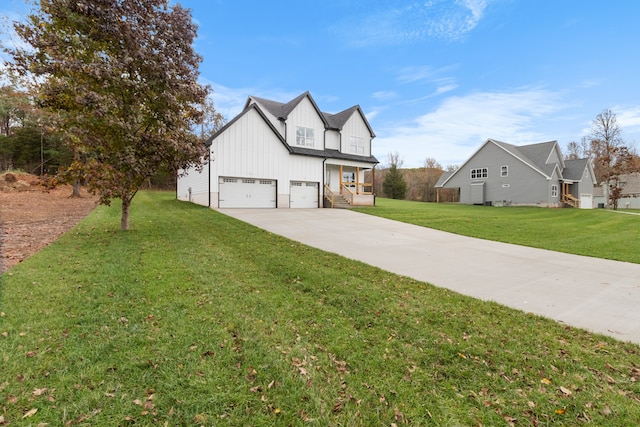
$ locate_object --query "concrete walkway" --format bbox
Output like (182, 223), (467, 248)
(220, 209), (640, 345)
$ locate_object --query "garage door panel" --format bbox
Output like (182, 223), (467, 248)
(290, 181), (319, 208)
(219, 177), (276, 208)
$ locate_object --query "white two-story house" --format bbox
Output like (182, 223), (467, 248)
(177, 91), (378, 208)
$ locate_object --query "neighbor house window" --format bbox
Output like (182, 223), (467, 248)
(348, 136), (366, 154)
(501, 165), (508, 177)
(551, 184), (558, 197)
(296, 126), (314, 147)
(470, 168), (488, 179)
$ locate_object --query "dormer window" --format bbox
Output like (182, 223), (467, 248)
(296, 126), (314, 147)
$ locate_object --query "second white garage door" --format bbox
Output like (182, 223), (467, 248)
(219, 177), (276, 208)
(290, 181), (319, 208)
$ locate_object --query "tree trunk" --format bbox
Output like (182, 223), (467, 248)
(121, 196), (131, 231)
(71, 180), (81, 197)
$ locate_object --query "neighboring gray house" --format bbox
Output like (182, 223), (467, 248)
(593, 172), (640, 209)
(435, 139), (596, 208)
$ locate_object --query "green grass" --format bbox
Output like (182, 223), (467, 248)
(355, 198), (640, 264)
(1, 192), (639, 426)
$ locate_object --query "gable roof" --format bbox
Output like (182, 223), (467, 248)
(247, 92), (375, 138)
(323, 105), (376, 138)
(436, 138), (591, 188)
(435, 170), (455, 187)
(595, 172), (640, 197)
(207, 103), (288, 147)
(563, 158), (596, 183)
(437, 139), (557, 187)
(247, 91), (329, 128)
(208, 101), (378, 164)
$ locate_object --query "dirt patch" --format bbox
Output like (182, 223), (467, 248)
(0, 172), (99, 274)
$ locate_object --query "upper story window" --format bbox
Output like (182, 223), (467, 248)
(470, 168), (488, 179)
(348, 136), (366, 154)
(501, 165), (508, 177)
(296, 126), (314, 147)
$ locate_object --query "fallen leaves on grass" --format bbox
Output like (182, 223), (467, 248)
(559, 386), (572, 396)
(22, 408), (38, 418)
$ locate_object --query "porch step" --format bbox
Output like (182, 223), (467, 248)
(325, 193), (352, 209)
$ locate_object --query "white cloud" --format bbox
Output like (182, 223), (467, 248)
(332, 0), (490, 47)
(372, 91), (398, 101)
(373, 88), (566, 167)
(615, 107), (640, 129)
(614, 107), (640, 145)
(396, 65), (459, 84)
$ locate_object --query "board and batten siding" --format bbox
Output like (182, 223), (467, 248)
(209, 107), (324, 208)
(285, 97), (326, 150)
(250, 99), (285, 136)
(211, 108), (288, 188)
(341, 113), (371, 156)
(176, 160), (209, 206)
(325, 130), (340, 150)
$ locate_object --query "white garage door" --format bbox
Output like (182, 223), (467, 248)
(580, 193), (593, 209)
(290, 181), (319, 208)
(219, 177), (276, 208)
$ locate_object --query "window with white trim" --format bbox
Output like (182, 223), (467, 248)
(551, 184), (558, 197)
(470, 168), (488, 179)
(295, 126), (314, 147)
(348, 136), (366, 154)
(501, 165), (508, 177)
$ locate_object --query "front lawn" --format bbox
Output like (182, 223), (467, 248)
(1, 192), (639, 425)
(355, 198), (640, 264)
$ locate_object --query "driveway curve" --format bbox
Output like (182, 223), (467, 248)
(220, 208), (640, 345)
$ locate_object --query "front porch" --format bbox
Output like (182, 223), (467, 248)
(323, 164), (375, 208)
(561, 181), (579, 208)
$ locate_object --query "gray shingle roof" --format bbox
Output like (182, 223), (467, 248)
(436, 138), (592, 188)
(250, 92), (375, 137)
(290, 146), (378, 163)
(435, 170), (454, 187)
(563, 158), (590, 181)
(323, 106), (358, 129)
(211, 94), (378, 165)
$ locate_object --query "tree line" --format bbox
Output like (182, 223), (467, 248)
(0, 83), (72, 175)
(377, 109), (640, 209)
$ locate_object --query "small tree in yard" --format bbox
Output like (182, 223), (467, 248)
(7, 0), (210, 230)
(588, 109), (623, 189)
(382, 151), (407, 199)
(607, 146), (634, 210)
(586, 109), (637, 209)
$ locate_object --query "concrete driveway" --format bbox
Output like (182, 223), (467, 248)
(220, 208), (640, 345)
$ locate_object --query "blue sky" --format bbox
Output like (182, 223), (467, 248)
(3, 0), (640, 167)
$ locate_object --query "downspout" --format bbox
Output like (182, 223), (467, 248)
(322, 158), (327, 208)
(205, 139), (212, 208)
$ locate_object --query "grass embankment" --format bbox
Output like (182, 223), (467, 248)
(355, 198), (640, 264)
(1, 192), (639, 425)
